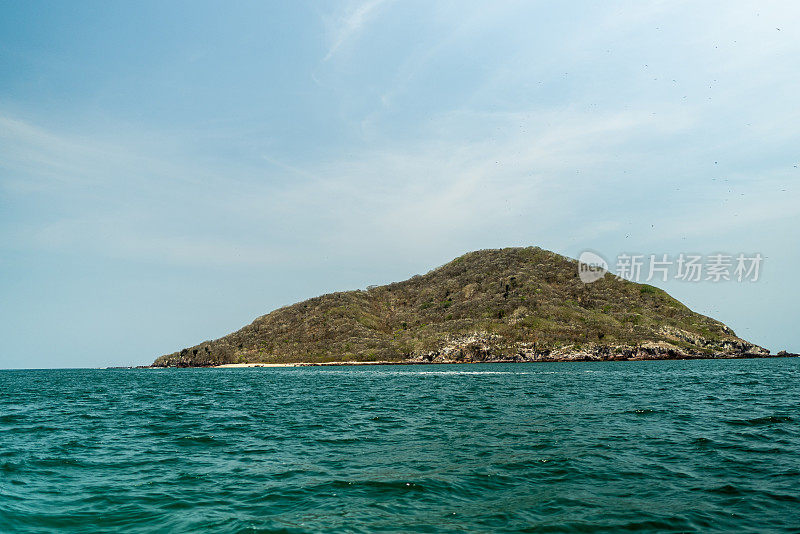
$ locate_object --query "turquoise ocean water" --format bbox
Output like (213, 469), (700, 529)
(1, 359), (799, 532)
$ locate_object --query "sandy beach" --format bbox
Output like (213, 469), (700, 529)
(214, 363), (300, 368)
(214, 360), (418, 368)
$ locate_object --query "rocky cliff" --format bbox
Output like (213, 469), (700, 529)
(153, 247), (770, 367)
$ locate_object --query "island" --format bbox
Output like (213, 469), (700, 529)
(152, 247), (782, 367)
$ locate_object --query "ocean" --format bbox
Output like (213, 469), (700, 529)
(1, 359), (798, 532)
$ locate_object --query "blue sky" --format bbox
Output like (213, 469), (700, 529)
(1, 0), (798, 368)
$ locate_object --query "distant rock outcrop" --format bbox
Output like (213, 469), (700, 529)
(153, 247), (771, 367)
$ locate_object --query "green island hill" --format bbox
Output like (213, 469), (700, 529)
(152, 247), (782, 367)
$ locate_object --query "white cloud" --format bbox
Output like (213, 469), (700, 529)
(1, 104), (691, 268)
(323, 0), (392, 61)
(4, 0), (800, 271)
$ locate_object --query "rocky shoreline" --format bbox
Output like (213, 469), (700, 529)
(150, 341), (796, 368)
(239, 351), (793, 368)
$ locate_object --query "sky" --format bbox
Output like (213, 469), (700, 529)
(1, 0), (798, 368)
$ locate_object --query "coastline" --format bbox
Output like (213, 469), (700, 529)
(209, 352), (797, 369)
(214, 360), (422, 368)
(215, 363), (300, 368)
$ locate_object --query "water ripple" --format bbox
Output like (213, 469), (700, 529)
(1, 359), (799, 532)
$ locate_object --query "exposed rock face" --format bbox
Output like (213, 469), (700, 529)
(153, 247), (770, 367)
(160, 342), (235, 368)
(406, 333), (770, 364)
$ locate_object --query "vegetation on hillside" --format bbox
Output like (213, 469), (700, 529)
(153, 247), (765, 366)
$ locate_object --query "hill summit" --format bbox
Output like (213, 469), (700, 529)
(153, 247), (769, 367)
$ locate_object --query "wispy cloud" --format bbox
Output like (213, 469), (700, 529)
(3, 1), (799, 272)
(1, 104), (693, 268)
(323, 0), (391, 61)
